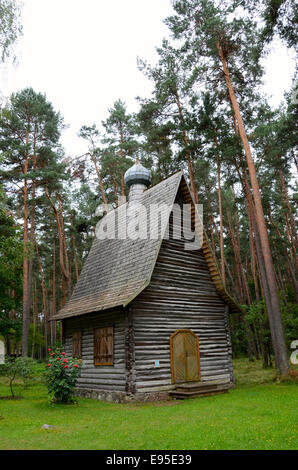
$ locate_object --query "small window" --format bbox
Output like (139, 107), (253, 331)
(72, 331), (82, 359)
(94, 326), (114, 366)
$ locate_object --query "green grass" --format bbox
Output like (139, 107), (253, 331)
(0, 359), (297, 450)
(233, 357), (279, 386)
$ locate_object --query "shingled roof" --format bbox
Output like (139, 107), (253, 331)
(54, 171), (240, 320)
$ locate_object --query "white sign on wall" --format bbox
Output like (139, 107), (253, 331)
(0, 340), (4, 364)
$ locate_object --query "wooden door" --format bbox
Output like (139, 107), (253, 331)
(170, 330), (200, 383)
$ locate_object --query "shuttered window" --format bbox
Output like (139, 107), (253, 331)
(94, 326), (114, 366)
(72, 331), (82, 359)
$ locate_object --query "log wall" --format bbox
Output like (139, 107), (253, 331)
(63, 310), (128, 392)
(62, 188), (234, 396)
(130, 234), (234, 393)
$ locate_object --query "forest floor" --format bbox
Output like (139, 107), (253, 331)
(0, 358), (297, 450)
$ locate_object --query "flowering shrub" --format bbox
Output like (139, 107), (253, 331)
(44, 348), (82, 403)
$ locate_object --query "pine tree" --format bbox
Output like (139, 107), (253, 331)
(166, 0), (289, 374)
(138, 39), (200, 201)
(79, 124), (109, 213)
(0, 88), (64, 355)
(0, 184), (23, 353)
(241, 0), (298, 50)
(101, 100), (138, 197)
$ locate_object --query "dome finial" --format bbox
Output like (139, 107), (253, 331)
(124, 159), (152, 189)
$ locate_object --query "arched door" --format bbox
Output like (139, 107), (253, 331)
(170, 330), (200, 383)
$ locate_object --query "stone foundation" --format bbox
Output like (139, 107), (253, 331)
(75, 388), (170, 403)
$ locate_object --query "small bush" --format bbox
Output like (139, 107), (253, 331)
(0, 356), (35, 397)
(44, 347), (82, 404)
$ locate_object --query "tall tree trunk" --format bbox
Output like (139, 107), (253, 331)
(249, 214), (260, 302)
(111, 160), (120, 205)
(51, 240), (57, 344)
(119, 122), (126, 198)
(227, 211), (254, 360)
(70, 215), (79, 282)
(34, 236), (48, 350)
(216, 147), (225, 285)
(56, 194), (71, 298)
(174, 89), (198, 204)
(22, 132), (30, 356)
(45, 188), (71, 299)
(269, 215), (298, 303)
(277, 156), (298, 257)
(89, 152), (109, 213)
(31, 281), (38, 358)
(227, 210), (252, 305)
(217, 42), (288, 375)
(284, 211), (297, 268)
(234, 153), (278, 367)
(26, 133), (37, 355)
(207, 197), (236, 292)
(207, 214), (217, 256)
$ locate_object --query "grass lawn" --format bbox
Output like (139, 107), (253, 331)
(0, 358), (297, 450)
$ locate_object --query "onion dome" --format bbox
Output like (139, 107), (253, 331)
(124, 159), (152, 188)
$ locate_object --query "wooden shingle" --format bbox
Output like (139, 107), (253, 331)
(54, 172), (240, 320)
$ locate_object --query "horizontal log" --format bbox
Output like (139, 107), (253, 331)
(76, 383), (126, 392)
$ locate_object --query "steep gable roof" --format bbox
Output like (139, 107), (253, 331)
(54, 172), (240, 320)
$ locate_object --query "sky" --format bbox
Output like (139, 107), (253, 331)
(1, 0), (296, 158)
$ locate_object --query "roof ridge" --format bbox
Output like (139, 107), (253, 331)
(144, 169), (183, 194)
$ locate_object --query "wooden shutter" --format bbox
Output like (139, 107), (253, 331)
(94, 326), (114, 366)
(72, 331), (82, 359)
